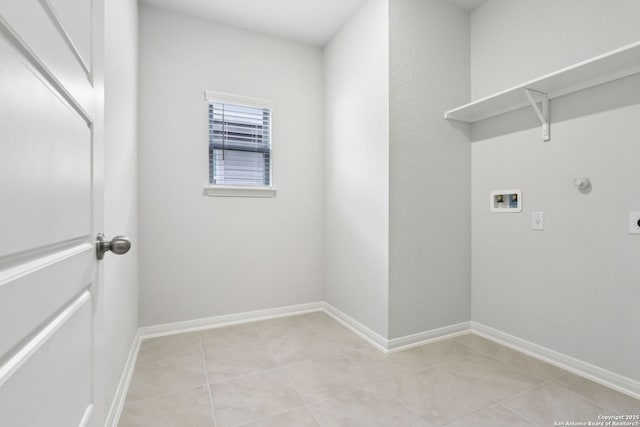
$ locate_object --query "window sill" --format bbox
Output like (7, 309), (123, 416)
(203, 185), (277, 198)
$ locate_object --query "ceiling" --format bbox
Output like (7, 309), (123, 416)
(449, 0), (487, 11)
(141, 0), (367, 47)
(140, 0), (488, 47)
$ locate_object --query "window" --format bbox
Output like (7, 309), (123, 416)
(206, 92), (275, 195)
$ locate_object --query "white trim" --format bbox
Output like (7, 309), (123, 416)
(78, 403), (94, 427)
(138, 301), (470, 353)
(39, 0), (91, 78)
(202, 185), (277, 198)
(0, 241), (92, 286)
(204, 90), (276, 109)
(387, 322), (471, 352)
(138, 302), (324, 339)
(0, 292), (90, 387)
(104, 330), (141, 427)
(322, 303), (389, 352)
(444, 40), (640, 123)
(471, 321), (640, 400)
(0, 15), (92, 125)
(323, 303), (471, 353)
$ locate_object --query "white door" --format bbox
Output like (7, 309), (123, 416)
(0, 0), (106, 426)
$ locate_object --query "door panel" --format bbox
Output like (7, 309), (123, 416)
(0, 31), (91, 258)
(0, 0), (93, 108)
(0, 0), (104, 425)
(45, 0), (92, 71)
(0, 244), (94, 358)
(0, 293), (93, 427)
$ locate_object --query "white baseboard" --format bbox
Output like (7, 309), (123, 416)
(323, 302), (471, 353)
(471, 321), (640, 400)
(105, 330), (141, 427)
(139, 301), (470, 355)
(322, 303), (389, 352)
(138, 302), (324, 339)
(387, 321), (471, 352)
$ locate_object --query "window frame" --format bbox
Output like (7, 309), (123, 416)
(203, 90), (277, 198)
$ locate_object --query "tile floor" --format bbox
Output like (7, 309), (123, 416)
(119, 312), (640, 427)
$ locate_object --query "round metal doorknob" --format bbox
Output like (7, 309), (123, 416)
(96, 233), (132, 260)
(110, 236), (132, 255)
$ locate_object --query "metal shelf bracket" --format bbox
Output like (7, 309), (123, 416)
(523, 88), (550, 141)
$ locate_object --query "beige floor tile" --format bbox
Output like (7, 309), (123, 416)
(328, 333), (382, 358)
(299, 312), (366, 345)
(203, 341), (278, 383)
(137, 332), (202, 364)
(253, 314), (346, 365)
(441, 354), (542, 401)
(310, 385), (429, 427)
(260, 327), (341, 366)
(238, 407), (320, 427)
(483, 345), (567, 381)
(299, 312), (352, 334)
(285, 354), (369, 403)
(119, 386), (214, 427)
(503, 383), (612, 426)
(252, 316), (313, 341)
(327, 331), (382, 357)
(344, 345), (431, 384)
(126, 353), (207, 403)
(122, 317), (639, 427)
(200, 324), (263, 350)
(387, 349), (433, 365)
(552, 373), (640, 414)
(445, 404), (534, 427)
(387, 368), (493, 426)
(398, 339), (477, 367)
(209, 368), (304, 427)
(451, 334), (501, 353)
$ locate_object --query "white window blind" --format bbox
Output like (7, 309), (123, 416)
(208, 101), (272, 187)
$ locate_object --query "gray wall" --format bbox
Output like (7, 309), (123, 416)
(138, 6), (324, 326)
(471, 0), (640, 381)
(104, 0), (139, 411)
(388, 0), (471, 338)
(471, 0), (640, 100)
(323, 0), (390, 338)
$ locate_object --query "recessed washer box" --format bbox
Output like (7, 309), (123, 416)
(490, 190), (522, 213)
(629, 212), (640, 235)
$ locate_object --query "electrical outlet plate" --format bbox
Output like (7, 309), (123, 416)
(532, 211), (544, 231)
(629, 212), (640, 235)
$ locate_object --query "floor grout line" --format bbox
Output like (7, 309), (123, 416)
(495, 401), (542, 427)
(549, 376), (639, 415)
(300, 377), (391, 407)
(493, 374), (565, 405)
(433, 343), (572, 409)
(199, 334), (219, 427)
(305, 404), (326, 427)
(198, 320), (321, 387)
(231, 404), (311, 427)
(123, 344), (214, 407)
(387, 391), (434, 426)
(251, 320), (324, 426)
(431, 364), (504, 424)
(203, 329), (308, 426)
(123, 381), (211, 406)
(485, 375), (569, 427)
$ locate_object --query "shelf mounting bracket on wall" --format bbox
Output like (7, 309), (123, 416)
(523, 88), (550, 141)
